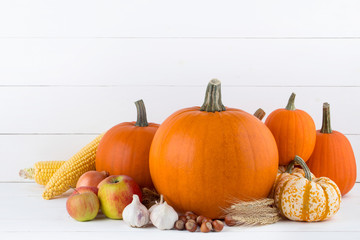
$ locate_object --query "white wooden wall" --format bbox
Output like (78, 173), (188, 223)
(1, 0), (359, 182)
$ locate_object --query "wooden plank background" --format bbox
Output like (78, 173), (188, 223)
(1, 0), (360, 38)
(0, 0), (359, 182)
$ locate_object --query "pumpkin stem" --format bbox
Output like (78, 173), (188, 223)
(320, 102), (332, 134)
(286, 155), (312, 181)
(134, 99), (149, 127)
(254, 108), (265, 120)
(200, 79), (226, 112)
(285, 93), (296, 111)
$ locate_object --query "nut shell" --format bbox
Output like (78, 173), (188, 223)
(212, 220), (224, 232)
(224, 215), (237, 226)
(200, 221), (213, 233)
(185, 219), (197, 232)
(179, 215), (187, 222)
(186, 212), (198, 221)
(174, 220), (185, 230)
(196, 215), (210, 226)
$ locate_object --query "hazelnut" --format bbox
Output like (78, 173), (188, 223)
(200, 221), (213, 233)
(196, 215), (210, 226)
(185, 211), (198, 221)
(185, 219), (197, 232)
(212, 220), (224, 232)
(174, 220), (185, 230)
(224, 215), (237, 226)
(179, 215), (187, 222)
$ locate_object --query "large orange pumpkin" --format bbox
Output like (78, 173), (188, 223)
(265, 93), (316, 166)
(95, 100), (159, 188)
(307, 103), (357, 196)
(149, 79), (279, 219)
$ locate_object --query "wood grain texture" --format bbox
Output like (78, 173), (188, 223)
(0, 39), (359, 86)
(0, 183), (359, 238)
(4, 135), (99, 183)
(1, 1), (359, 186)
(0, 0), (360, 38)
(2, 133), (359, 183)
(0, 86), (359, 134)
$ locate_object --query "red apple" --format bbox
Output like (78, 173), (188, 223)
(71, 186), (98, 196)
(66, 191), (99, 222)
(97, 175), (142, 219)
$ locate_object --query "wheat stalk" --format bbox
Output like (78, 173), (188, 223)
(230, 198), (274, 208)
(224, 198), (281, 226)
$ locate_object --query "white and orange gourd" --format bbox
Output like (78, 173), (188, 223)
(273, 156), (341, 222)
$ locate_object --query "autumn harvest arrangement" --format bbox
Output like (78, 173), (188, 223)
(20, 79), (356, 232)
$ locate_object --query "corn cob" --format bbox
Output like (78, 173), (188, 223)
(42, 133), (104, 200)
(19, 161), (65, 185)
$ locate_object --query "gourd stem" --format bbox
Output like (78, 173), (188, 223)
(200, 79), (226, 112)
(254, 108), (265, 120)
(285, 93), (296, 111)
(320, 102), (332, 134)
(286, 155), (312, 181)
(134, 99), (149, 127)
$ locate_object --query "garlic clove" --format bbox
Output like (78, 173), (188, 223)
(122, 194), (149, 228)
(148, 194), (163, 214)
(148, 202), (158, 214)
(150, 195), (178, 230)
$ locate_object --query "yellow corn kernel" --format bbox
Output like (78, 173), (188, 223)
(42, 134), (104, 200)
(19, 161), (65, 185)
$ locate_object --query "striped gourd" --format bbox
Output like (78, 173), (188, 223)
(269, 165), (316, 198)
(42, 134), (104, 200)
(19, 161), (65, 185)
(274, 156), (341, 222)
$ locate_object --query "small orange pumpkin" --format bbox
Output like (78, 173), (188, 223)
(95, 100), (159, 188)
(265, 93), (316, 165)
(307, 103), (357, 196)
(149, 79), (279, 219)
(274, 156), (341, 222)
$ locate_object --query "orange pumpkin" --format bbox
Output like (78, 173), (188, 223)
(274, 156), (341, 222)
(95, 100), (159, 188)
(265, 93), (316, 165)
(149, 79), (279, 219)
(307, 103), (357, 196)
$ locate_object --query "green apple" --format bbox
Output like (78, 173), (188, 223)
(66, 191), (99, 221)
(97, 175), (142, 219)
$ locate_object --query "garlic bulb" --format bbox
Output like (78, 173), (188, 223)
(148, 200), (159, 214)
(150, 195), (178, 230)
(122, 194), (149, 228)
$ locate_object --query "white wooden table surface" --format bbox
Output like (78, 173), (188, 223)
(1, 182), (359, 240)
